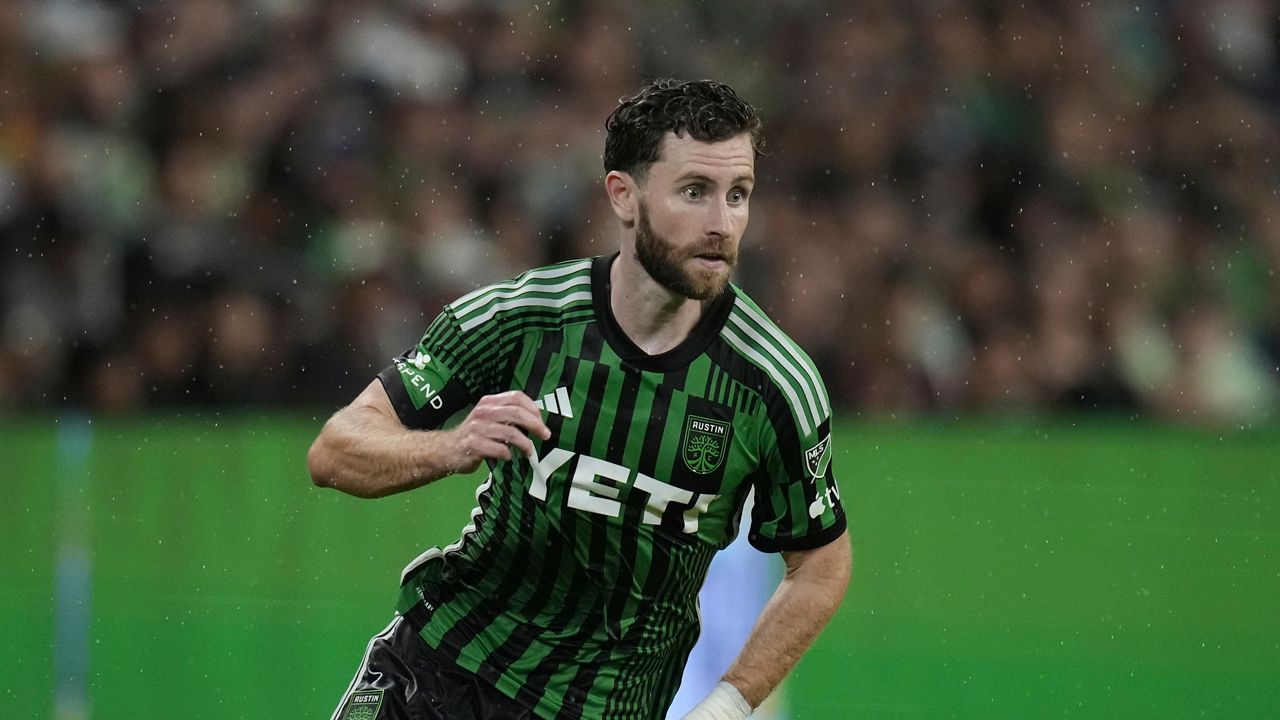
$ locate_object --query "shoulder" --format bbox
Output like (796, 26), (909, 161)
(445, 257), (595, 333)
(720, 285), (831, 436)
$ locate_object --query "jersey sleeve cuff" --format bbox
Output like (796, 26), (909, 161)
(376, 366), (424, 428)
(747, 514), (847, 554)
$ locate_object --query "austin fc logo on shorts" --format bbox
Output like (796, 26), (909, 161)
(340, 690), (383, 720)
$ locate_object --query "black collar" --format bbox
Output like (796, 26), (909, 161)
(591, 253), (735, 373)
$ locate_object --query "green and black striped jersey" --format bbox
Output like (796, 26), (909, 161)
(377, 254), (845, 720)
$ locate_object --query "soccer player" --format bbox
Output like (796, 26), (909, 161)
(308, 78), (851, 720)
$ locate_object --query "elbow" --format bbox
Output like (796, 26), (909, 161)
(307, 433), (383, 498)
(815, 538), (853, 619)
(307, 435), (336, 490)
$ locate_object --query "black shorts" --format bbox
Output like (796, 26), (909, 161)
(330, 607), (536, 720)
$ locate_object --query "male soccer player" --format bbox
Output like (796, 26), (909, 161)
(309, 78), (851, 720)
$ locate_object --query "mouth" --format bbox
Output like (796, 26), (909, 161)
(692, 250), (731, 264)
(691, 255), (730, 270)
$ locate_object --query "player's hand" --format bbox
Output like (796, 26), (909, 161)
(679, 681), (752, 720)
(448, 391), (552, 472)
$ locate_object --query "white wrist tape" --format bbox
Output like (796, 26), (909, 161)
(679, 681), (753, 720)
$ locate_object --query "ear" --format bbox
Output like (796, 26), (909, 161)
(605, 170), (639, 228)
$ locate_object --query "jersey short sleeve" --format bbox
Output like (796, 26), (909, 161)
(748, 378), (847, 553)
(375, 258), (597, 430)
(376, 308), (494, 430)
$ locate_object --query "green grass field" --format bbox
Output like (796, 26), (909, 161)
(4, 415), (1278, 718)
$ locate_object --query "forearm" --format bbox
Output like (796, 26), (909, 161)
(307, 404), (462, 499)
(721, 536), (851, 708)
(308, 383), (549, 499)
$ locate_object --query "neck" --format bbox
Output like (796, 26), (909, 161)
(609, 251), (706, 356)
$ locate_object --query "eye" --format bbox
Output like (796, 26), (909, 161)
(682, 185), (703, 200)
(728, 188), (749, 204)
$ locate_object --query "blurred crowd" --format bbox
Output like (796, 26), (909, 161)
(1, 0), (1278, 424)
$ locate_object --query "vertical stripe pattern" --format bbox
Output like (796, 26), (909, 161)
(384, 257), (844, 720)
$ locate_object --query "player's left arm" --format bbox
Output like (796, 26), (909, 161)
(680, 533), (851, 719)
(683, 346), (850, 718)
(730, 532), (851, 703)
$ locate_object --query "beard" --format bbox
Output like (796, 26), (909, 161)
(634, 202), (737, 301)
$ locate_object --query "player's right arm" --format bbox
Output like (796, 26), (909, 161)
(307, 381), (550, 499)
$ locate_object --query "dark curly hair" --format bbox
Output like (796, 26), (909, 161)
(603, 78), (764, 179)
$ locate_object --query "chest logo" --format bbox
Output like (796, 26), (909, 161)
(682, 415), (729, 475)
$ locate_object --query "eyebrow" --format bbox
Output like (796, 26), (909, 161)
(675, 172), (756, 186)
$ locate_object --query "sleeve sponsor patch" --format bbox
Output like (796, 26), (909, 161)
(393, 350), (453, 411)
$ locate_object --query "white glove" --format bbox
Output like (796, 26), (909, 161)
(679, 681), (753, 720)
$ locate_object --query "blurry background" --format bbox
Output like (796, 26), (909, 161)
(2, 0), (1278, 718)
(3, 0), (1279, 421)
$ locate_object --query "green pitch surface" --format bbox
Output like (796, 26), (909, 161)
(3, 415), (1277, 718)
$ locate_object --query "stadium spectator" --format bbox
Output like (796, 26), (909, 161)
(0, 0), (1276, 425)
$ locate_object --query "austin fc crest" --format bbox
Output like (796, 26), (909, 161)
(682, 415), (729, 475)
(340, 691), (383, 720)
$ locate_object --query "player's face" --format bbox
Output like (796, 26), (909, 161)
(634, 132), (754, 300)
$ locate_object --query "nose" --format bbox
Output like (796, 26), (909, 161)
(705, 197), (736, 238)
